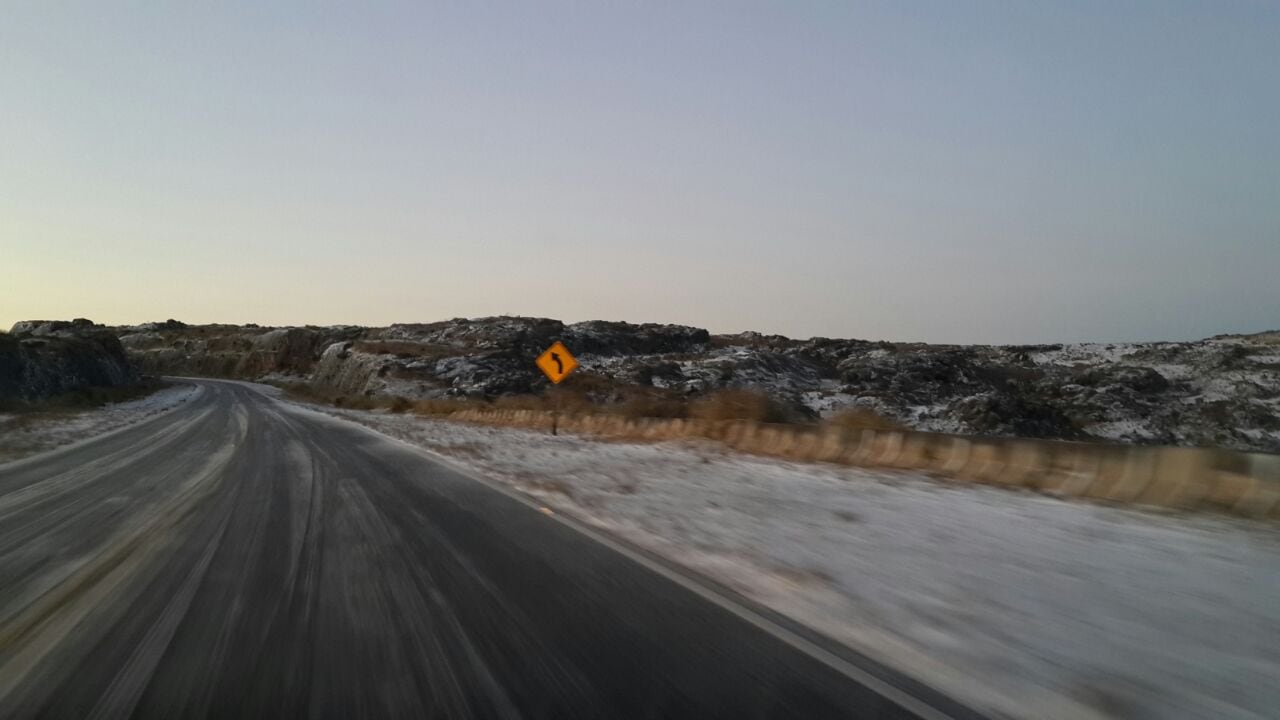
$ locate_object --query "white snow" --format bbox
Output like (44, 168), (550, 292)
(800, 390), (860, 415)
(311, 405), (1280, 720)
(1240, 428), (1280, 445)
(576, 354), (628, 374)
(0, 383), (199, 462)
(1030, 343), (1140, 367)
(1192, 375), (1252, 403)
(1086, 419), (1159, 442)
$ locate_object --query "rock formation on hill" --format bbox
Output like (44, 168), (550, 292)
(106, 317), (1280, 453)
(1, 319), (139, 403)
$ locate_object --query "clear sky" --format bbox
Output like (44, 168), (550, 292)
(2, 2), (1277, 344)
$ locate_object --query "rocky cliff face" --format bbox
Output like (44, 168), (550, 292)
(107, 317), (1280, 453)
(119, 321), (363, 379)
(1, 319), (139, 403)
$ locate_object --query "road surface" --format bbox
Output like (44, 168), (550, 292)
(0, 380), (980, 719)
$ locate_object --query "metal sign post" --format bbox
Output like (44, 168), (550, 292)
(535, 341), (579, 435)
(552, 384), (561, 436)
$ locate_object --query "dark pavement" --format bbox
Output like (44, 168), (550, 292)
(0, 380), (979, 719)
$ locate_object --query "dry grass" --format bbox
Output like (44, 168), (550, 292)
(613, 394), (689, 419)
(493, 395), (550, 411)
(277, 382), (401, 411)
(277, 379), (813, 429)
(277, 382), (341, 405)
(331, 395), (384, 410)
(489, 385), (690, 420)
(411, 398), (477, 416)
(276, 381), (490, 416)
(689, 389), (787, 423)
(493, 386), (599, 414)
(824, 407), (904, 431)
(0, 377), (169, 414)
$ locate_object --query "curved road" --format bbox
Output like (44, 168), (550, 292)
(0, 380), (979, 719)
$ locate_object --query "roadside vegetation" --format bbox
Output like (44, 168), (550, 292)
(0, 378), (191, 463)
(825, 407), (905, 431)
(0, 377), (170, 415)
(273, 380), (897, 429)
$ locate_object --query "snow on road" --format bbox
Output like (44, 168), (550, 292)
(320, 404), (1280, 720)
(0, 382), (200, 463)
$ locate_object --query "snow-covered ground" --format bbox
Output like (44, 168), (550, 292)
(316, 404), (1280, 720)
(0, 383), (199, 463)
(1027, 342), (1141, 367)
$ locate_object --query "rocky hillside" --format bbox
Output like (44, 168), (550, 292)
(1, 319), (140, 403)
(118, 320), (362, 379)
(108, 317), (1280, 453)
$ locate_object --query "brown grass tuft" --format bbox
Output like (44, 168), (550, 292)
(689, 389), (787, 423)
(613, 394), (689, 419)
(825, 407), (904, 430)
(493, 394), (549, 412)
(412, 398), (476, 416)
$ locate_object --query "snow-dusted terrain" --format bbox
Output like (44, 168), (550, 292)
(315, 404), (1280, 720)
(115, 318), (1280, 453)
(0, 382), (199, 463)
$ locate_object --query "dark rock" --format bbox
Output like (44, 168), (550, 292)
(946, 393), (1083, 438)
(566, 321), (709, 356)
(633, 362), (683, 386)
(102, 317), (1280, 452)
(1, 321), (139, 402)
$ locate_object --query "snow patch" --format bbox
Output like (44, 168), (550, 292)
(1086, 419), (1158, 442)
(1030, 343), (1140, 366)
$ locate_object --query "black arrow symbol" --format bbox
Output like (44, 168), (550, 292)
(550, 352), (564, 374)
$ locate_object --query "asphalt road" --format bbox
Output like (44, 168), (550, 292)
(0, 380), (981, 719)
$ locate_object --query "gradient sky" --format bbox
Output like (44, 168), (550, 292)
(2, 2), (1277, 344)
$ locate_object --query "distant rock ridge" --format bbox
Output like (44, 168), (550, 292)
(104, 316), (1280, 453)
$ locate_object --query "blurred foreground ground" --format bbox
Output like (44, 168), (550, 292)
(4, 381), (1276, 719)
(315, 399), (1280, 720)
(0, 380), (955, 719)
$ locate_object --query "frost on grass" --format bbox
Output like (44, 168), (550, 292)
(0, 383), (199, 463)
(321, 404), (1280, 720)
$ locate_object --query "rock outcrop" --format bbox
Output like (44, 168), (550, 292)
(1, 319), (139, 403)
(118, 324), (362, 379)
(105, 318), (1280, 453)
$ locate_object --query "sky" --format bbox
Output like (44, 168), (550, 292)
(2, 2), (1277, 344)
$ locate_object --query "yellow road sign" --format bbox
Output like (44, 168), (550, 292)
(536, 341), (579, 384)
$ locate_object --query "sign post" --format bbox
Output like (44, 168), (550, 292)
(535, 341), (579, 435)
